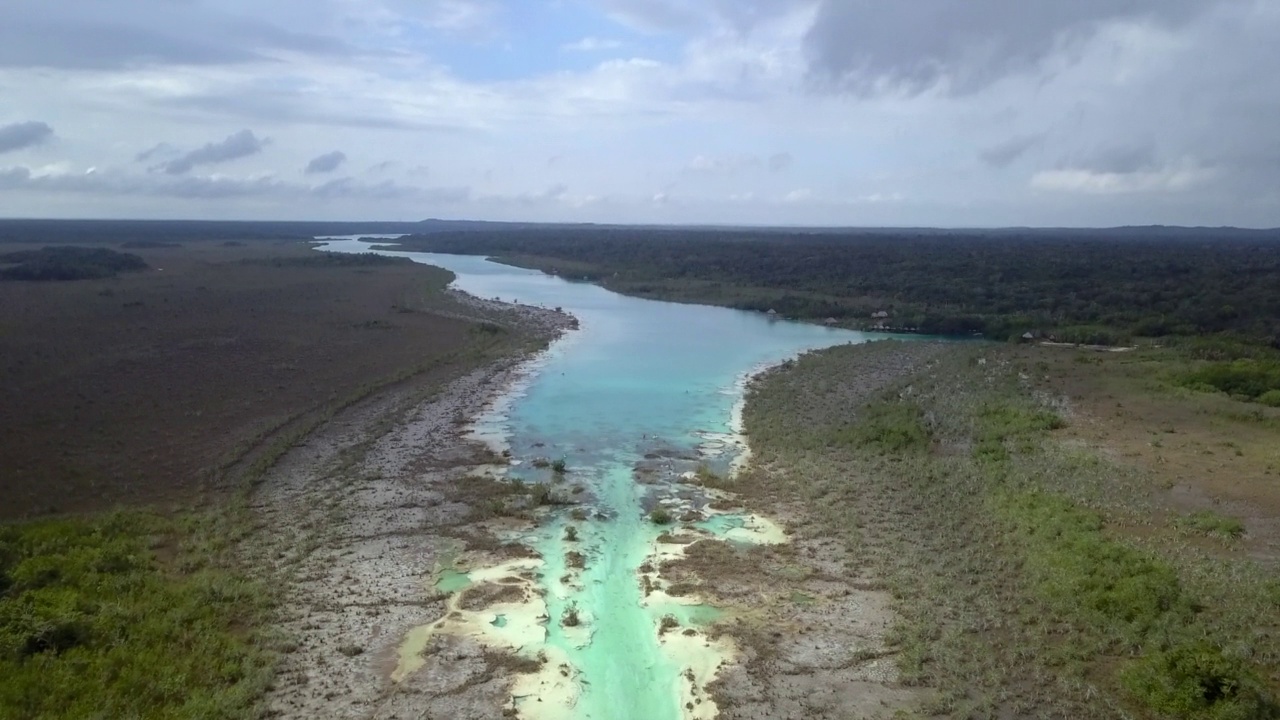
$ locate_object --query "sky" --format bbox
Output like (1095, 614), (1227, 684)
(1, 0), (1279, 227)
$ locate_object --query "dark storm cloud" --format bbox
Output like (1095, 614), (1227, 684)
(980, 134), (1045, 168)
(0, 121), (54, 154)
(157, 130), (266, 175)
(804, 0), (1214, 95)
(305, 151), (347, 174)
(0, 1), (352, 70)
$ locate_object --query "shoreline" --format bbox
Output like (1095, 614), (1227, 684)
(690, 341), (953, 719)
(253, 290), (577, 720)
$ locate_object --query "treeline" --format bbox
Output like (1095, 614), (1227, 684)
(391, 228), (1280, 346)
(241, 251), (415, 268)
(0, 246), (148, 281)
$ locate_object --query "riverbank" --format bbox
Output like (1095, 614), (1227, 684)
(254, 295), (576, 719)
(0, 239), (583, 719)
(661, 341), (952, 719)
(722, 339), (1280, 718)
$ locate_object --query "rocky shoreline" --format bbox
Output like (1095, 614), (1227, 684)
(254, 298), (573, 719)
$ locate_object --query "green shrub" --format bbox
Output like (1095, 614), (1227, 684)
(0, 513), (272, 719)
(1178, 511), (1246, 539)
(529, 483), (553, 506)
(1121, 642), (1273, 720)
(973, 404), (1065, 461)
(1259, 390), (1280, 408)
(1001, 493), (1190, 639)
(649, 508), (673, 525)
(1180, 360), (1280, 402)
(841, 401), (929, 453)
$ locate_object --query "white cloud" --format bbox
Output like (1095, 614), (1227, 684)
(1031, 165), (1213, 195)
(561, 37), (623, 52)
(0, 0), (1277, 226)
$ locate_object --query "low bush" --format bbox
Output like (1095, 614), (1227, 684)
(1001, 492), (1190, 641)
(0, 513), (272, 719)
(1178, 511), (1247, 539)
(838, 401), (929, 453)
(1180, 360), (1280, 403)
(649, 508), (673, 525)
(1121, 642), (1273, 720)
(974, 403), (1065, 461)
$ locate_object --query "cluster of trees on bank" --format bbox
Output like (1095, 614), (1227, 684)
(390, 227), (1280, 347)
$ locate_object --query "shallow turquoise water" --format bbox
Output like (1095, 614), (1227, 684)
(318, 238), (911, 719)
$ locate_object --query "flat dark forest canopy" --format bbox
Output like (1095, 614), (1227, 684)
(388, 226), (1280, 344)
(0, 240), (478, 520)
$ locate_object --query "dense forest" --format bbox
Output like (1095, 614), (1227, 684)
(386, 228), (1280, 347)
(0, 246), (148, 281)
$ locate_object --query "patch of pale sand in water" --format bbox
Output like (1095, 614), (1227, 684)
(633, 510), (789, 720)
(639, 533), (734, 720)
(722, 513), (787, 545)
(661, 629), (733, 720)
(393, 557), (582, 718)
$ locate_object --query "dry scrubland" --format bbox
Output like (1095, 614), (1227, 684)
(0, 240), (557, 718)
(707, 340), (1279, 719)
(0, 241), (508, 518)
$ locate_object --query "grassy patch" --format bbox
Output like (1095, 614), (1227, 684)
(993, 489), (1192, 640)
(840, 401), (930, 453)
(972, 402), (1066, 462)
(1178, 511), (1247, 539)
(0, 512), (273, 719)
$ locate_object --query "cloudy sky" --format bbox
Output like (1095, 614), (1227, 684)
(2, 0), (1278, 226)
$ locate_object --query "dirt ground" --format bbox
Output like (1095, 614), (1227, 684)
(0, 240), (495, 519)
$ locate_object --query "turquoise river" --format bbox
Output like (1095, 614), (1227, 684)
(318, 237), (903, 720)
